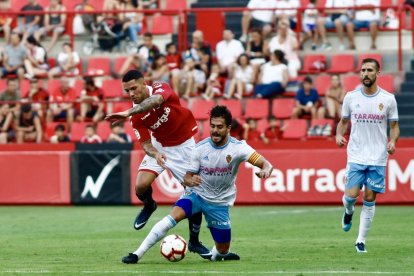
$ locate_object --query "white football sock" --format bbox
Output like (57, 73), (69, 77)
(133, 215), (176, 259)
(210, 246), (229, 261)
(356, 200), (376, 244)
(342, 194), (357, 215)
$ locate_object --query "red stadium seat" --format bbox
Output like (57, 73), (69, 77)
(165, 0), (187, 9)
(73, 79), (84, 98)
(299, 55), (327, 74)
(101, 79), (124, 98)
(244, 99), (269, 119)
(357, 54), (383, 71)
(328, 54), (355, 74)
(256, 118), (268, 133)
(70, 122), (89, 142)
(45, 122), (65, 141)
(151, 15), (174, 35)
(97, 121), (112, 140)
(86, 57), (111, 76)
(180, 98), (189, 109)
(201, 120), (210, 139)
(308, 118), (335, 138)
(62, 0), (103, 10)
(191, 99), (215, 120)
(124, 121), (138, 141)
(112, 101), (132, 113)
(342, 74), (361, 92)
(314, 75), (332, 96)
(217, 99), (242, 118)
(378, 74), (395, 93)
(282, 119), (308, 140)
(47, 79), (62, 94)
(272, 98), (295, 119)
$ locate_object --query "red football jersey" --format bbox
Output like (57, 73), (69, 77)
(130, 82), (198, 147)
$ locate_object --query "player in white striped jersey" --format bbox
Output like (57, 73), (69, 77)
(336, 58), (400, 253)
(122, 105), (273, 264)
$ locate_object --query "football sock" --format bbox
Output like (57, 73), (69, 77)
(356, 200), (376, 244)
(133, 215), (176, 259)
(188, 212), (202, 243)
(210, 246), (229, 261)
(342, 194), (357, 215)
(137, 186), (154, 206)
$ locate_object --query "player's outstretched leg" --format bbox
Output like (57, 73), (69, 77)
(342, 194), (357, 232)
(134, 186), (158, 230)
(188, 212), (211, 259)
(355, 200), (375, 253)
(210, 246), (240, 261)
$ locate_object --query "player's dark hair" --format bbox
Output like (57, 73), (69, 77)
(122, 70), (144, 83)
(362, 58), (380, 71)
(210, 105), (232, 127)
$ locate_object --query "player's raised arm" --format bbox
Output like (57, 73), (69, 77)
(247, 152), (273, 179)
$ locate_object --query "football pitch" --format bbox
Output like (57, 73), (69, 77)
(1, 206), (414, 276)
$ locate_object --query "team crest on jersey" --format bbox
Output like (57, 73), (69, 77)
(379, 103), (384, 111)
(226, 155), (232, 163)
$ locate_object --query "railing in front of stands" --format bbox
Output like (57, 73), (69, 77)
(0, 4), (412, 70)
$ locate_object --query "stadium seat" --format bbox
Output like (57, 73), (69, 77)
(47, 79), (62, 94)
(217, 99), (242, 118)
(282, 119), (308, 140)
(62, 0), (103, 10)
(179, 98), (189, 109)
(191, 99), (215, 120)
(45, 122), (65, 141)
(201, 120), (210, 139)
(308, 118), (335, 138)
(74, 79), (84, 98)
(112, 101), (132, 113)
(327, 54), (355, 74)
(86, 57), (111, 76)
(97, 121), (112, 140)
(299, 55), (327, 74)
(256, 118), (268, 133)
(244, 99), (269, 119)
(70, 122), (89, 142)
(151, 15), (174, 35)
(314, 75), (332, 96)
(272, 98), (295, 119)
(342, 74), (361, 92)
(357, 54), (383, 71)
(123, 121), (138, 141)
(101, 79), (124, 98)
(165, 0), (187, 9)
(378, 74), (395, 93)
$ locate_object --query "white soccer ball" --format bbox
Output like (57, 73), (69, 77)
(160, 234), (188, 262)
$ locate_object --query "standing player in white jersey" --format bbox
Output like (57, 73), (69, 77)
(121, 105), (273, 264)
(336, 58), (400, 253)
(105, 70), (210, 258)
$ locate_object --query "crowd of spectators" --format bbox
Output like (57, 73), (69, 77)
(0, 0), (402, 144)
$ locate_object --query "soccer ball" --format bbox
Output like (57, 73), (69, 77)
(160, 234), (188, 262)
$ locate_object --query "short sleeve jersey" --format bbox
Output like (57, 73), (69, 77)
(130, 82), (198, 147)
(187, 137), (258, 206)
(342, 87), (399, 166)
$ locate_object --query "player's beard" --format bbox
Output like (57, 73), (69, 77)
(362, 76), (376, 88)
(211, 132), (225, 145)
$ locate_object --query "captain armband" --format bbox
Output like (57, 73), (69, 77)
(247, 152), (262, 165)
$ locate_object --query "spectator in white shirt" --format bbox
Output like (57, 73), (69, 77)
(48, 43), (80, 78)
(254, 49), (289, 98)
(346, 0), (380, 49)
(274, 0), (300, 30)
(317, 0), (353, 51)
(267, 19), (301, 78)
(226, 54), (254, 99)
(240, 0), (277, 42)
(216, 29), (245, 76)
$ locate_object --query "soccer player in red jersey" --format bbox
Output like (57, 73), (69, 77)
(105, 70), (210, 258)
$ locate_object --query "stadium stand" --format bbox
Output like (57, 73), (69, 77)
(282, 119), (308, 140)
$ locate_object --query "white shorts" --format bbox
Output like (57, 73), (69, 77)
(138, 136), (195, 183)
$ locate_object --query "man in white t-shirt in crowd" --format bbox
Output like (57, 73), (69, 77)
(336, 58), (399, 253)
(254, 49), (289, 98)
(317, 0), (353, 51)
(48, 43), (80, 78)
(240, 0), (277, 42)
(216, 29), (245, 77)
(274, 0), (300, 30)
(346, 0), (381, 50)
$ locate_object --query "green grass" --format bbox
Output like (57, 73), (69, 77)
(0, 206), (414, 275)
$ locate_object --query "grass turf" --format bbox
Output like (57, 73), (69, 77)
(0, 206), (413, 275)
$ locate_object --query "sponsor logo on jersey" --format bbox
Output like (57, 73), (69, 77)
(379, 103), (384, 111)
(141, 113), (150, 120)
(202, 155), (209, 161)
(226, 155), (232, 163)
(133, 129), (141, 139)
(155, 88), (164, 93)
(151, 107), (171, 130)
(200, 165), (233, 176)
(353, 113), (385, 124)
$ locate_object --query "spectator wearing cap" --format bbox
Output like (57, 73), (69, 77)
(292, 76), (320, 119)
(78, 77), (105, 123)
(16, 104), (42, 143)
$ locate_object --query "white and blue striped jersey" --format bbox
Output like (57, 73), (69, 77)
(187, 137), (259, 206)
(341, 87), (399, 166)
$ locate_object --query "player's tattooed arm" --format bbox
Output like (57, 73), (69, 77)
(127, 94), (164, 116)
(141, 139), (167, 168)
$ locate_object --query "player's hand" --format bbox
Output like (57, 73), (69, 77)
(155, 152), (167, 169)
(387, 141), (396, 155)
(255, 167), (273, 179)
(104, 111), (130, 124)
(336, 135), (347, 147)
(184, 175), (202, 187)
